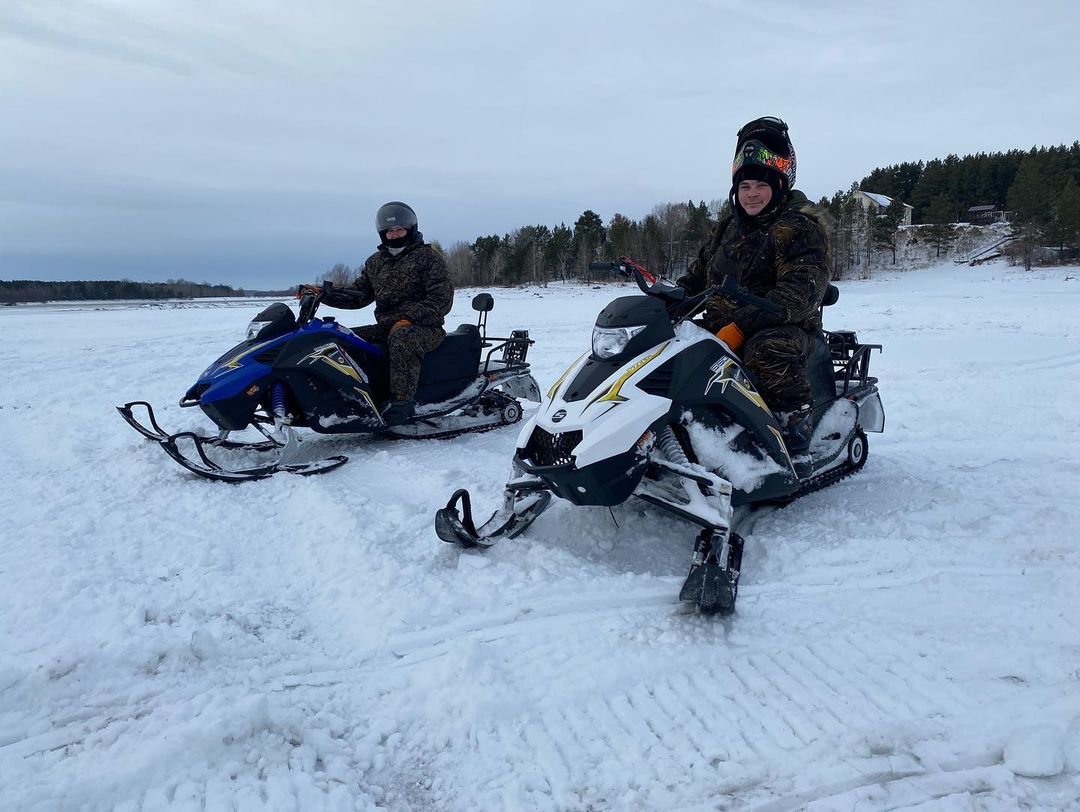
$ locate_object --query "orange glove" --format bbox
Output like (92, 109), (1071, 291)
(389, 319), (412, 336)
(715, 322), (745, 350)
(296, 284), (321, 299)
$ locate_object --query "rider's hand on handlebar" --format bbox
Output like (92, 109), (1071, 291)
(296, 284), (321, 299)
(715, 322), (745, 351)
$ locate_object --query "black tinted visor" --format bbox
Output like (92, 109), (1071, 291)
(376, 203), (417, 232)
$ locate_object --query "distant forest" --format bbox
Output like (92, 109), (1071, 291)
(0, 279), (242, 304)
(7, 144), (1078, 303)
(321, 141), (1080, 286)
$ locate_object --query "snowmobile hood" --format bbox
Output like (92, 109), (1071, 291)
(521, 322), (719, 469)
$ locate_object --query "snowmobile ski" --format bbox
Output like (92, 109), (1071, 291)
(158, 428), (348, 483)
(117, 400), (281, 451)
(435, 479), (552, 548)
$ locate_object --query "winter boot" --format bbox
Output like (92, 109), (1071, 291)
(381, 398), (415, 425)
(779, 405), (813, 455)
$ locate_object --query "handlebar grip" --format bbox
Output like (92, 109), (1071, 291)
(744, 291), (783, 316)
(588, 261), (615, 272)
(716, 275), (784, 316)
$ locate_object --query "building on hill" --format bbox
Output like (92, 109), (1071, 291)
(852, 190), (914, 226)
(963, 204), (1009, 225)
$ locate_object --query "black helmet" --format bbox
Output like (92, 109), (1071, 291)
(375, 201), (419, 252)
(375, 201), (418, 232)
(733, 116), (796, 190)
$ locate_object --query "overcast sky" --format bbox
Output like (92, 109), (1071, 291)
(2, 0), (1077, 289)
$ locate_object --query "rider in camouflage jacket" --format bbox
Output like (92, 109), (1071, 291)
(677, 118), (830, 425)
(321, 202), (453, 421)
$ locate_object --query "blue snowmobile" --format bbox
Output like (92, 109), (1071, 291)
(118, 285), (541, 481)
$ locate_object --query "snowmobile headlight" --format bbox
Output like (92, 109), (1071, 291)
(246, 319), (273, 341)
(592, 325), (646, 360)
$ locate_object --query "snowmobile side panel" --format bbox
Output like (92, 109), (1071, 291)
(499, 373), (542, 403)
(856, 389), (885, 433)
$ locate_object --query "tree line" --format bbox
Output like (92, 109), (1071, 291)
(339, 141), (1079, 285)
(838, 142), (1080, 269)
(0, 279), (242, 304)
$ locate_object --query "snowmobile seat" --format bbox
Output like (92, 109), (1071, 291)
(806, 331), (834, 419)
(415, 323), (483, 402)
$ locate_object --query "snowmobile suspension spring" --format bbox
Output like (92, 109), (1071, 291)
(271, 382), (288, 420)
(657, 427), (690, 466)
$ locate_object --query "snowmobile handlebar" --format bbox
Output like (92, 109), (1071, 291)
(588, 258), (665, 292)
(589, 257), (783, 321)
(295, 280), (367, 326)
(295, 282), (327, 326)
(710, 275), (784, 317)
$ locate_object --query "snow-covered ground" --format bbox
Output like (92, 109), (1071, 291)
(2, 261), (1079, 810)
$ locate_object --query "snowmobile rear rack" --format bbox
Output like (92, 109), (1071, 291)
(481, 330), (534, 372)
(826, 331), (881, 393)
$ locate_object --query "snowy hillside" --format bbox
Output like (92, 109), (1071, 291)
(2, 262), (1079, 810)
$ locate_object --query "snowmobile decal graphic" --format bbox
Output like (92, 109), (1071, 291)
(704, 357), (769, 412)
(547, 352), (587, 400)
(212, 338), (280, 376)
(300, 343), (367, 384)
(768, 425), (793, 465)
(587, 343), (669, 407)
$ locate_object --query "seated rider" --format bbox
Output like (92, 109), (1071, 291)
(676, 116), (830, 453)
(304, 201), (454, 425)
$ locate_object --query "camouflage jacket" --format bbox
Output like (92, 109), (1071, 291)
(676, 191), (830, 335)
(323, 239), (453, 332)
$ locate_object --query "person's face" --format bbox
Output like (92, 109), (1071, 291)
(737, 180), (773, 216)
(384, 226), (408, 240)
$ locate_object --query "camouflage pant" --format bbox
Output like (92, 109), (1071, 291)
(354, 323), (444, 401)
(741, 325), (812, 414)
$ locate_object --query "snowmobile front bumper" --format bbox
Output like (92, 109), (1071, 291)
(513, 446), (647, 507)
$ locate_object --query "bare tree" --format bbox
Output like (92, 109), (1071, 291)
(652, 202), (690, 276)
(445, 241), (474, 287)
(321, 263), (354, 287)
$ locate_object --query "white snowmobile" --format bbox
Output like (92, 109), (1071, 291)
(434, 258), (884, 614)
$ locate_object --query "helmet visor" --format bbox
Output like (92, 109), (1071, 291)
(376, 202), (417, 232)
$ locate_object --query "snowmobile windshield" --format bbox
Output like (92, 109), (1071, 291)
(245, 302), (296, 341)
(246, 319), (273, 340)
(592, 324), (646, 360)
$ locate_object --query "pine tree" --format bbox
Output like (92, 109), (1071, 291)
(923, 194), (958, 258)
(870, 197), (906, 265)
(1053, 176), (1080, 259)
(1008, 152), (1050, 269)
(572, 210), (605, 279)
